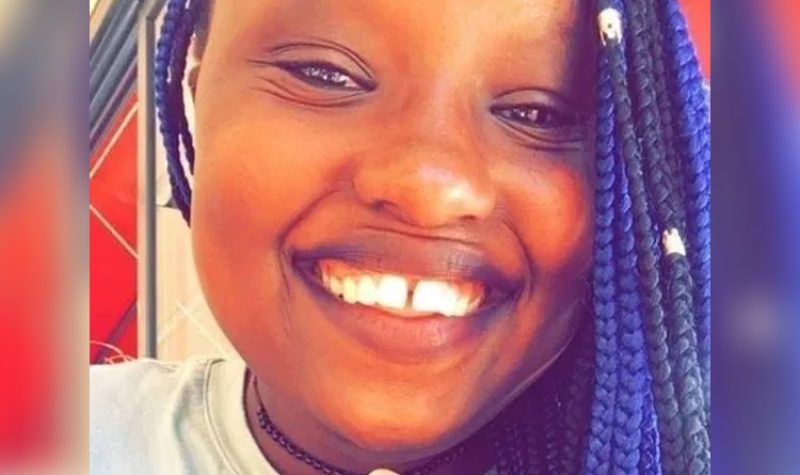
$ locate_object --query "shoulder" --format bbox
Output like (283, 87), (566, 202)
(90, 358), (216, 424)
(90, 358), (236, 475)
(90, 358), (215, 402)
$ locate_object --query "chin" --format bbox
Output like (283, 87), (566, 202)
(334, 418), (462, 456)
(315, 388), (474, 455)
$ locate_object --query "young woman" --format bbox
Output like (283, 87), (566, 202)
(91, 0), (711, 474)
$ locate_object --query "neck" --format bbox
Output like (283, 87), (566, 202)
(243, 372), (495, 475)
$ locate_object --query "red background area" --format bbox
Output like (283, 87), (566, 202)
(89, 93), (139, 362)
(766, 0), (800, 99)
(0, 122), (66, 464)
(682, 0), (710, 77)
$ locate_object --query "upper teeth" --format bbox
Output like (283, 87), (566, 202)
(319, 261), (483, 318)
(412, 281), (458, 316)
(375, 275), (408, 309)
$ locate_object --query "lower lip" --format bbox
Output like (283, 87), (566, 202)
(293, 263), (513, 362)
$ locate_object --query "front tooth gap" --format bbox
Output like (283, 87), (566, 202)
(377, 275), (408, 309)
(326, 263), (483, 316)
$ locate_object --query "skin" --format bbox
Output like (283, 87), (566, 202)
(189, 1), (596, 473)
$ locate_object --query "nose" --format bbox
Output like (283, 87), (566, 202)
(353, 136), (496, 228)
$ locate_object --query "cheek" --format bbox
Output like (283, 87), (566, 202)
(485, 159), (592, 389)
(189, 96), (345, 312)
(505, 160), (593, 275)
(192, 105), (343, 245)
(189, 95), (365, 375)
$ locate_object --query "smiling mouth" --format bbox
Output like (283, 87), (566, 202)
(292, 233), (521, 331)
(290, 235), (523, 358)
(314, 259), (487, 318)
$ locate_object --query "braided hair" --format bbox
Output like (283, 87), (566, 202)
(155, 0), (711, 473)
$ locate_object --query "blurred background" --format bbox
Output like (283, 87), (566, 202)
(712, 1), (800, 474)
(0, 0), (83, 472)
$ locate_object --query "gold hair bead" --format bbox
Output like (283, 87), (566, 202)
(598, 8), (623, 45)
(662, 228), (687, 256)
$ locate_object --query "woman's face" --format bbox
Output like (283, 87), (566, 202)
(191, 0), (594, 457)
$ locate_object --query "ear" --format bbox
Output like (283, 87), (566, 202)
(188, 64), (200, 100)
(187, 36), (205, 100)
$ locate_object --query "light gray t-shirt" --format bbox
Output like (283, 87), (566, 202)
(91, 358), (279, 475)
(90, 358), (498, 475)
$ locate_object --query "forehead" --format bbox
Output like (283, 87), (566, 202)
(207, 0), (590, 49)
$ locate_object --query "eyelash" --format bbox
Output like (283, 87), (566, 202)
(277, 61), (370, 91)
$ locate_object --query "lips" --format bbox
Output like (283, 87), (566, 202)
(290, 232), (521, 359)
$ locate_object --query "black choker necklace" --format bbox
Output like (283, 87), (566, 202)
(250, 372), (466, 475)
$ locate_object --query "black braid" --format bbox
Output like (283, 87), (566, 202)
(627, 0), (683, 232)
(657, 0), (712, 425)
(558, 318), (595, 474)
(640, 0), (686, 210)
(523, 393), (547, 475)
(627, 1), (710, 473)
(664, 252), (710, 474)
(491, 400), (529, 475)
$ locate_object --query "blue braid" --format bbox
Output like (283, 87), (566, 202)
(612, 134), (647, 473)
(584, 44), (619, 475)
(660, 0), (711, 413)
(639, 384), (662, 475)
(154, 0), (195, 222)
(600, 3), (649, 472)
(595, 2), (712, 474)
(170, 1), (198, 174)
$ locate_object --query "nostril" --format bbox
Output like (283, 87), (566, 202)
(372, 199), (392, 211)
(374, 200), (411, 222)
(372, 199), (394, 214)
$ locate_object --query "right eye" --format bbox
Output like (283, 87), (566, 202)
(275, 61), (374, 92)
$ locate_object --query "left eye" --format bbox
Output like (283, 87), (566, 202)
(491, 104), (578, 129)
(279, 62), (365, 91)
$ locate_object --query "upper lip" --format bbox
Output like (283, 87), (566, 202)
(291, 230), (520, 298)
